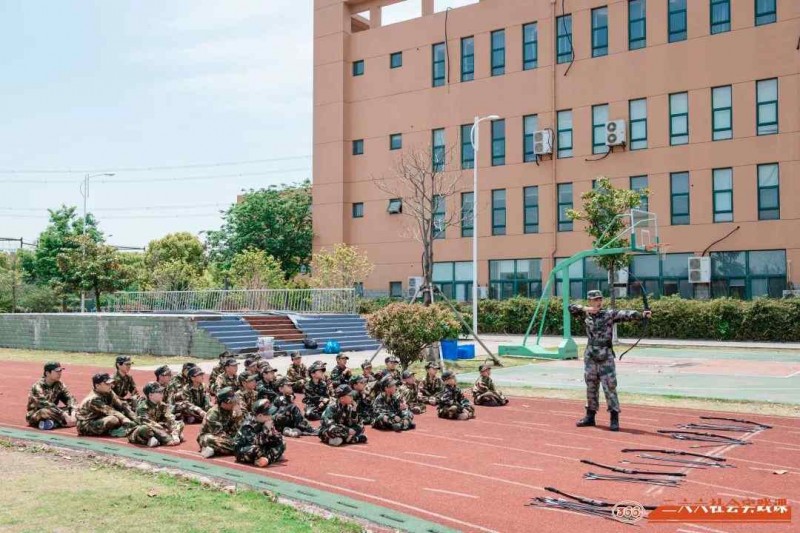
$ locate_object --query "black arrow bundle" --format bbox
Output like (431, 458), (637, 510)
(700, 416), (772, 430)
(584, 471), (682, 487)
(657, 429), (753, 445)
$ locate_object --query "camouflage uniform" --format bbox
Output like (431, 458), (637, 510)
(568, 304), (642, 414)
(26, 378), (76, 428)
(437, 384), (475, 420)
(197, 405), (244, 456)
(208, 362), (227, 393)
(351, 389), (374, 425)
(129, 398), (184, 446)
(285, 362), (308, 393)
(472, 375), (509, 407)
(76, 391), (138, 436)
(213, 373), (240, 396)
(112, 371), (140, 409)
(398, 380), (426, 414)
(257, 379), (279, 403)
(175, 382), (211, 422)
(329, 364), (351, 387)
(234, 416), (286, 465)
(419, 374), (444, 405)
(372, 390), (414, 431)
(237, 388), (259, 414)
(319, 398), (365, 445)
(273, 393), (316, 435)
(302, 379), (331, 421)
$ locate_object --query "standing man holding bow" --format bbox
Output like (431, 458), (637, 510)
(569, 289), (651, 432)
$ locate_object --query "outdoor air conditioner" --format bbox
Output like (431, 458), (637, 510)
(613, 286), (628, 298)
(605, 120), (627, 146)
(407, 276), (424, 297)
(533, 130), (553, 155)
(688, 256), (711, 283)
(478, 286), (488, 300)
(609, 269), (629, 285)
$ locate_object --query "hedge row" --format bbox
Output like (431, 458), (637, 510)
(359, 296), (800, 342)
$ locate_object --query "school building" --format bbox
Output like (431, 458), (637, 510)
(312, 0), (798, 300)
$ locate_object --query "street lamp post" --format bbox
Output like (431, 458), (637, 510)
(470, 114), (500, 336)
(80, 172), (115, 312)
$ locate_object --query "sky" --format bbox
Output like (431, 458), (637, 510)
(0, 0), (479, 251)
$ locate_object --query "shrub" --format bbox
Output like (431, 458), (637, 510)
(366, 303), (460, 369)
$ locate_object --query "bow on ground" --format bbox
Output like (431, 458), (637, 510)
(617, 271), (650, 360)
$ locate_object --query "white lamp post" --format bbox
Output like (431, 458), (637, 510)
(80, 172), (115, 312)
(470, 114), (500, 336)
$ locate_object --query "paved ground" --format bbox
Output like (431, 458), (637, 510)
(3, 360), (799, 533)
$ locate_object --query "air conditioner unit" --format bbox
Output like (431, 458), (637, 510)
(477, 286), (488, 300)
(688, 256), (711, 283)
(613, 286), (628, 298)
(605, 120), (627, 146)
(533, 130), (553, 155)
(407, 276), (424, 297)
(609, 269), (629, 285)
(783, 290), (800, 298)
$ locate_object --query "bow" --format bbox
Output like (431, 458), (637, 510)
(618, 271), (649, 360)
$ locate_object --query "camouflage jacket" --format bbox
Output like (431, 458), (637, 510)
(420, 375), (444, 398)
(273, 393), (296, 410)
(472, 375), (498, 395)
(112, 372), (139, 401)
(237, 389), (259, 414)
(329, 366), (352, 387)
(257, 380), (279, 402)
(351, 390), (373, 419)
(76, 391), (136, 423)
(375, 368), (402, 382)
(234, 416), (283, 454)
(135, 398), (178, 432)
(321, 401), (359, 429)
(207, 363), (226, 392)
(568, 305), (642, 360)
(285, 363), (307, 384)
(373, 392), (404, 417)
(302, 379), (330, 405)
(163, 380), (179, 405)
(439, 384), (471, 409)
(398, 382), (422, 406)
(26, 378), (76, 416)
(213, 373), (240, 395)
(199, 406), (243, 438)
(177, 383), (211, 412)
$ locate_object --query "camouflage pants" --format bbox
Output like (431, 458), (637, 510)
(275, 403), (314, 433)
(77, 415), (135, 437)
(420, 395), (439, 406)
(128, 421), (185, 446)
(437, 403), (475, 420)
(303, 401), (328, 421)
(172, 402), (206, 423)
(474, 392), (509, 407)
(372, 411), (414, 430)
(235, 442), (286, 465)
(319, 423), (364, 445)
(584, 355), (620, 413)
(197, 433), (235, 456)
(27, 407), (72, 428)
(355, 406), (374, 425)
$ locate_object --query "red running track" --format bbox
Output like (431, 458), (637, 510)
(1, 360), (798, 533)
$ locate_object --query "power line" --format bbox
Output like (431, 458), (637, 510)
(0, 203), (229, 213)
(0, 212), (224, 220)
(4, 167), (311, 184)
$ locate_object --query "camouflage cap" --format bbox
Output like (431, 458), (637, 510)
(587, 289), (603, 300)
(154, 365), (172, 377)
(260, 364), (276, 374)
(218, 350), (231, 360)
(349, 375), (366, 385)
(401, 370), (415, 379)
(92, 372), (114, 386)
(182, 362), (198, 373)
(240, 373), (258, 383)
(187, 366), (205, 378)
(478, 364), (492, 372)
(115, 355), (132, 366)
(290, 352), (302, 359)
(216, 387), (236, 403)
(143, 382), (165, 396)
(44, 361), (64, 373)
(334, 384), (353, 398)
(425, 361), (441, 370)
(223, 358), (239, 367)
(379, 376), (398, 389)
(385, 355), (400, 364)
(360, 360), (372, 369)
(442, 370), (456, 381)
(336, 353), (349, 360)
(309, 362), (326, 374)
(244, 358), (257, 368)
(253, 398), (272, 415)
(275, 377), (290, 388)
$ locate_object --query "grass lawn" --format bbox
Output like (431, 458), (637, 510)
(0, 441), (361, 533)
(0, 347), (205, 368)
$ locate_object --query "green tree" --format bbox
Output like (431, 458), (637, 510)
(149, 259), (204, 291)
(309, 244), (374, 289)
(31, 206), (102, 286)
(117, 252), (148, 291)
(144, 232), (206, 272)
(206, 181), (312, 278)
(56, 235), (131, 310)
(229, 249), (286, 289)
(567, 176), (647, 308)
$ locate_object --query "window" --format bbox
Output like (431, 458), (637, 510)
(461, 192), (474, 237)
(433, 194), (446, 239)
(524, 186), (539, 234)
(629, 98), (647, 150)
(489, 259), (542, 299)
(630, 175), (649, 212)
(523, 115), (538, 162)
(661, 253), (693, 298)
(711, 250), (786, 299)
(492, 189), (506, 235)
(491, 30), (505, 76)
(669, 92), (689, 145)
(670, 172), (690, 225)
(713, 168), (733, 223)
(710, 0), (731, 34)
(628, 0), (646, 50)
(556, 15), (573, 64)
(390, 52), (403, 69)
(668, 0), (687, 42)
(387, 198), (402, 214)
(389, 282), (403, 298)
(390, 133), (402, 150)
(461, 124), (474, 169)
(461, 37), (474, 81)
(554, 257), (610, 297)
(432, 43), (446, 87)
(592, 104), (609, 154)
(491, 119), (505, 166)
(711, 86), (732, 141)
(432, 128), (445, 171)
(757, 163), (779, 220)
(354, 282), (364, 297)
(352, 60), (364, 76)
(558, 183), (573, 232)
(522, 23), (538, 70)
(557, 110), (573, 158)
(592, 7), (609, 57)
(755, 0), (776, 26)
(352, 203), (364, 218)
(756, 79), (778, 135)
(352, 139), (364, 155)
(433, 261), (473, 302)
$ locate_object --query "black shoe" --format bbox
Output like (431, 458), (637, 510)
(576, 409), (596, 427)
(354, 434), (367, 444)
(392, 423), (403, 432)
(609, 411), (619, 432)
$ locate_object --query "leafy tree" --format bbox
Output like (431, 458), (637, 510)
(309, 244), (374, 289)
(149, 258), (204, 292)
(18, 284), (60, 312)
(206, 181), (312, 278)
(56, 235), (131, 310)
(229, 249), (285, 289)
(567, 176), (647, 308)
(117, 252), (148, 291)
(144, 232), (205, 272)
(31, 206), (102, 287)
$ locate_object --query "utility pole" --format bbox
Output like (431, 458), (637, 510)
(80, 173), (114, 312)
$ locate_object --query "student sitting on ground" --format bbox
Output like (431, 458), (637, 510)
(349, 375), (374, 425)
(257, 365), (279, 402)
(112, 355), (140, 409)
(234, 399), (286, 467)
(174, 366), (211, 424)
(198, 387), (244, 458)
(372, 377), (415, 431)
(319, 384), (367, 446)
(472, 364), (509, 406)
(419, 361), (444, 406)
(398, 370), (426, 414)
(285, 352), (308, 393)
(128, 382), (184, 448)
(272, 377), (318, 437)
(437, 371), (475, 421)
(302, 361), (331, 421)
(236, 373), (259, 414)
(26, 361), (77, 430)
(77, 373), (138, 437)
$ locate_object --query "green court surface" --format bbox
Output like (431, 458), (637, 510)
(462, 346), (800, 404)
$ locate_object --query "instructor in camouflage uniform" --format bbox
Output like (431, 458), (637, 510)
(569, 289), (651, 432)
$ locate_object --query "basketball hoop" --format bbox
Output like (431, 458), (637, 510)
(645, 242), (670, 261)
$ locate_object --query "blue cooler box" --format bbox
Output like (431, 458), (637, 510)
(441, 340), (459, 360)
(457, 345), (476, 359)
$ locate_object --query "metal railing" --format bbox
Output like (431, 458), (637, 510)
(106, 288), (358, 314)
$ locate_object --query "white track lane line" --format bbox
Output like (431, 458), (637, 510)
(543, 443), (591, 451)
(492, 463), (543, 472)
(404, 451), (447, 459)
(423, 487), (479, 499)
(327, 473), (375, 482)
(749, 466), (800, 475)
(463, 434), (504, 441)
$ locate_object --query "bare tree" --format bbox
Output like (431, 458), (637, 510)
(373, 144), (464, 305)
